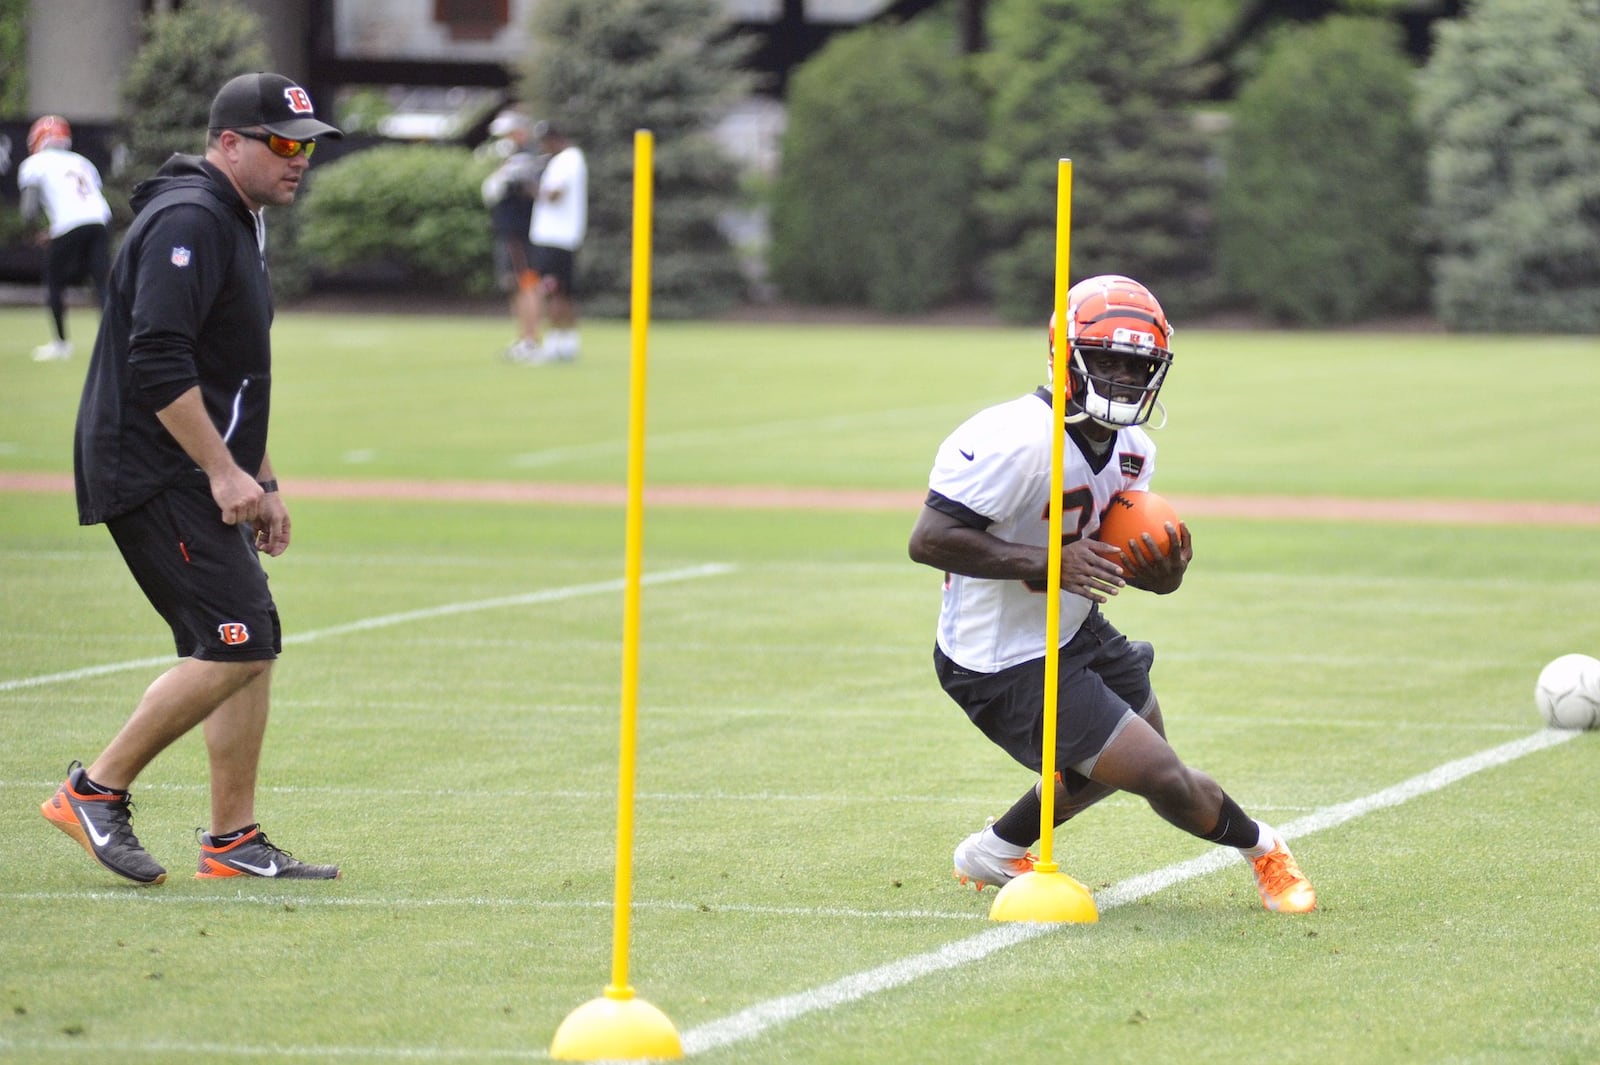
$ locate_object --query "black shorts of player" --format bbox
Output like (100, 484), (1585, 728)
(105, 484), (281, 662)
(46, 222), (110, 293)
(935, 608), (1156, 793)
(529, 244), (577, 296)
(493, 233), (537, 292)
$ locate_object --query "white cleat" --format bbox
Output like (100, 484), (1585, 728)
(953, 820), (1038, 893)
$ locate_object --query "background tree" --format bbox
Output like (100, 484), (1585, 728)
(1217, 16), (1427, 325)
(768, 19), (984, 313)
(520, 0), (752, 318)
(0, 0), (27, 117)
(978, 0), (1216, 323)
(1417, 0), (1600, 332)
(118, 0), (269, 182)
(1184, 0), (1467, 101)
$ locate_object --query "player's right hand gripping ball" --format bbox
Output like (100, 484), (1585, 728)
(1096, 490), (1181, 566)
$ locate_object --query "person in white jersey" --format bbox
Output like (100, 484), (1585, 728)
(510, 120), (587, 365)
(17, 115), (113, 361)
(908, 274), (1317, 914)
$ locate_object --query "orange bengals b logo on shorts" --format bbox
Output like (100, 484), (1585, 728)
(217, 622), (251, 646)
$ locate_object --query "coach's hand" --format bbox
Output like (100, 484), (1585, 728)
(253, 491), (291, 557)
(211, 465), (264, 527)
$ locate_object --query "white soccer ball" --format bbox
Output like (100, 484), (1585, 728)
(1534, 654), (1600, 730)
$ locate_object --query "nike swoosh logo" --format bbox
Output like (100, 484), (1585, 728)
(77, 807), (113, 847)
(959, 449), (975, 461)
(233, 859), (279, 876)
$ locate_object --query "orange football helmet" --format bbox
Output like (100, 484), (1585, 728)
(1047, 274), (1174, 428)
(28, 115), (72, 154)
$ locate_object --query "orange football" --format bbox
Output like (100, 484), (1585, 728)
(1095, 490), (1181, 565)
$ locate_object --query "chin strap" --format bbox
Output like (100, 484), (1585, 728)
(1079, 400), (1168, 432)
(1062, 399), (1168, 431)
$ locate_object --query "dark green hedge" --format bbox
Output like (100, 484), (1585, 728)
(293, 145), (498, 298)
(1217, 17), (1427, 325)
(768, 21), (985, 314)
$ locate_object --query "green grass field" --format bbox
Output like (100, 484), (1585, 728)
(2, 305), (1598, 1063)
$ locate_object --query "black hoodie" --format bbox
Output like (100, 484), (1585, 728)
(74, 154), (273, 524)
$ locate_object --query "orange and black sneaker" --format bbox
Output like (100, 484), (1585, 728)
(40, 761), (167, 885)
(952, 821), (1038, 892)
(196, 825), (340, 880)
(1249, 834), (1317, 913)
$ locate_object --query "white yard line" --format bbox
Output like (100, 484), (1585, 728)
(0, 563), (734, 693)
(677, 727), (1581, 1055)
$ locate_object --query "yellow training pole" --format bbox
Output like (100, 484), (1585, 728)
(989, 158), (1098, 925)
(550, 130), (684, 1061)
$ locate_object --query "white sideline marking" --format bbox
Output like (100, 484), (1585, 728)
(678, 727), (1583, 1055)
(0, 564), (734, 693)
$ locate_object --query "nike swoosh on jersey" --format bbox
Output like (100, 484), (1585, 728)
(77, 807), (113, 847)
(959, 449), (975, 461)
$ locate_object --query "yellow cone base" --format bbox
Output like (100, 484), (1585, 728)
(550, 986), (683, 1061)
(988, 866), (1099, 924)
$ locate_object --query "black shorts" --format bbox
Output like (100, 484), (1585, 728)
(46, 223), (110, 294)
(530, 244), (577, 296)
(106, 484), (281, 661)
(493, 233), (537, 292)
(935, 609), (1155, 791)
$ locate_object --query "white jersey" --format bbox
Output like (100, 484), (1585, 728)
(530, 145), (587, 250)
(17, 148), (112, 237)
(927, 388), (1158, 673)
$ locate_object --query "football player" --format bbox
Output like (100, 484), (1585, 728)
(16, 115), (113, 361)
(908, 275), (1317, 913)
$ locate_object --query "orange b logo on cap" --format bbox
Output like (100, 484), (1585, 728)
(283, 86), (313, 114)
(218, 622), (251, 646)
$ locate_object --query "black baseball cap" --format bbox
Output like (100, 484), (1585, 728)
(210, 72), (342, 140)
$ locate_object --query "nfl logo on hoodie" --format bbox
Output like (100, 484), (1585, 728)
(171, 246), (192, 267)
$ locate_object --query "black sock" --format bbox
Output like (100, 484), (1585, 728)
(992, 782), (1079, 847)
(207, 824), (258, 846)
(1200, 793), (1260, 849)
(77, 772), (122, 797)
(990, 787), (1040, 847)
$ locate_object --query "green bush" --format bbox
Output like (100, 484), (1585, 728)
(1217, 16), (1427, 325)
(294, 144), (497, 297)
(978, 0), (1217, 323)
(768, 20), (985, 313)
(1417, 0), (1600, 332)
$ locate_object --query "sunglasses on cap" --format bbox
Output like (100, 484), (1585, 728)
(232, 128), (317, 159)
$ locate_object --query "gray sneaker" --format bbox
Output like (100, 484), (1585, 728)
(40, 761), (168, 885)
(196, 825), (340, 880)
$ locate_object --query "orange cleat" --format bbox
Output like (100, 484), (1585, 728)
(1250, 836), (1317, 913)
